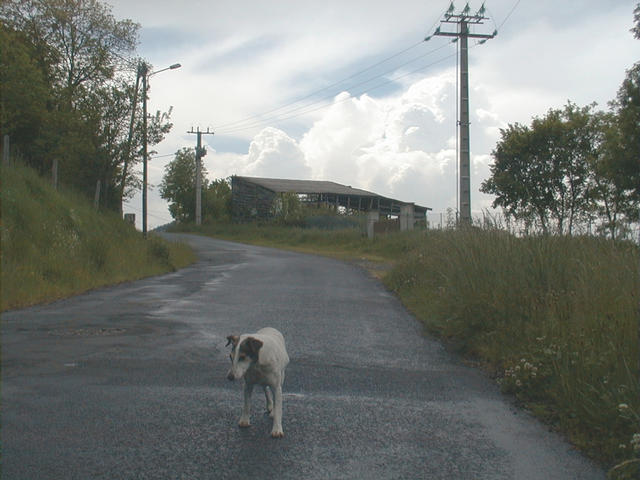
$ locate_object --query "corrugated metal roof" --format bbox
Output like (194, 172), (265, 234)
(235, 176), (378, 197)
(234, 176), (431, 212)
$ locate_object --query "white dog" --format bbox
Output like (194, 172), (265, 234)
(226, 327), (289, 438)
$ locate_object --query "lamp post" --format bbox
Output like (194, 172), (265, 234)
(139, 62), (181, 237)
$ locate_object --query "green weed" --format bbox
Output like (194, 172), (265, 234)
(385, 229), (638, 469)
(1, 164), (195, 311)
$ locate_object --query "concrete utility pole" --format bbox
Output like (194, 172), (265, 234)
(187, 127), (214, 225)
(427, 2), (496, 225)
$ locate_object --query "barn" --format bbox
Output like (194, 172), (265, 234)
(231, 176), (431, 227)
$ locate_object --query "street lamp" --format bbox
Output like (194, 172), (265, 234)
(139, 62), (181, 237)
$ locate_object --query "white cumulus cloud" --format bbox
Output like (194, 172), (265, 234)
(243, 127), (310, 179)
(205, 71), (498, 219)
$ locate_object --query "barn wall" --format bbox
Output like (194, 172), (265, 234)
(231, 176), (430, 223)
(231, 176), (277, 221)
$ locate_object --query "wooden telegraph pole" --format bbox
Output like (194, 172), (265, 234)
(187, 127), (214, 225)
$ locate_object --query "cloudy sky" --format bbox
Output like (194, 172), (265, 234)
(111, 0), (639, 229)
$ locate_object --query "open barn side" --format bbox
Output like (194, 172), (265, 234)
(231, 176), (431, 229)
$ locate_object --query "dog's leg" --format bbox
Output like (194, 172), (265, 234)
(270, 381), (284, 438)
(239, 382), (253, 428)
(264, 386), (274, 416)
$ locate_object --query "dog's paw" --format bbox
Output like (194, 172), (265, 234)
(270, 430), (285, 439)
(238, 419), (251, 428)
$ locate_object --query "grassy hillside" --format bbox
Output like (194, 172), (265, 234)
(1, 164), (195, 311)
(178, 221), (639, 477)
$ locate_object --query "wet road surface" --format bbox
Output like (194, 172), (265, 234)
(2, 234), (604, 479)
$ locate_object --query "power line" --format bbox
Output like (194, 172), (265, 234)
(216, 45), (460, 136)
(150, 153), (176, 160)
(215, 42), (455, 135)
(484, 0), (523, 34)
(213, 40), (427, 132)
(214, 2), (455, 134)
(123, 203), (173, 223)
(214, 43), (449, 133)
(497, 0), (522, 30)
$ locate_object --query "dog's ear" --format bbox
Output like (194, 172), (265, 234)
(226, 335), (239, 348)
(244, 337), (263, 357)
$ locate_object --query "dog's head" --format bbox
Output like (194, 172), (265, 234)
(226, 335), (263, 381)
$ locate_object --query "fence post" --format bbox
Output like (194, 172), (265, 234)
(51, 159), (59, 190)
(367, 211), (379, 239)
(3, 135), (9, 166)
(94, 180), (101, 209)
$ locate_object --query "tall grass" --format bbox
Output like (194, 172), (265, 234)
(174, 221), (428, 263)
(384, 228), (639, 472)
(1, 164), (195, 311)
(173, 222), (371, 259)
(182, 221), (639, 475)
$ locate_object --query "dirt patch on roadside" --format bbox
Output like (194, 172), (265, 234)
(349, 258), (394, 279)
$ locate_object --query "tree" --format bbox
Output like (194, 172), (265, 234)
(203, 179), (231, 223)
(483, 5), (640, 240)
(609, 62), (640, 207)
(596, 8), (640, 235)
(0, 0), (174, 212)
(587, 111), (634, 240)
(555, 102), (599, 234)
(160, 148), (200, 223)
(0, 25), (51, 166)
(1, 0), (139, 183)
(160, 148), (231, 224)
(1, 0), (139, 106)
(483, 98), (638, 238)
(480, 123), (545, 232)
(272, 192), (304, 226)
(481, 103), (597, 235)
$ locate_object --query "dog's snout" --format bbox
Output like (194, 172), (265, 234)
(227, 372), (235, 381)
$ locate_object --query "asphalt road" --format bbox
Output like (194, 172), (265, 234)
(2, 233), (605, 479)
